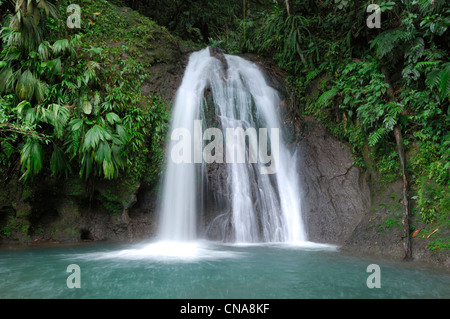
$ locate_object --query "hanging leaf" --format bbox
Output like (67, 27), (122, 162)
(15, 99), (31, 114)
(52, 39), (71, 55)
(32, 5), (40, 26)
(95, 140), (111, 164)
(80, 151), (93, 179)
(106, 112), (121, 125)
(38, 41), (50, 60)
(82, 99), (92, 115)
(0, 68), (14, 94)
(16, 69), (36, 101)
(33, 78), (48, 102)
(368, 128), (387, 147)
(102, 159), (115, 180)
(69, 118), (84, 131)
(83, 125), (106, 151)
(50, 145), (71, 177)
(20, 139), (43, 180)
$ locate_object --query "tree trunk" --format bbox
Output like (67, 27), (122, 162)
(285, 0), (291, 15)
(381, 67), (412, 260)
(394, 125), (412, 260)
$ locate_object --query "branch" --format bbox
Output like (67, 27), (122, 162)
(0, 123), (47, 140)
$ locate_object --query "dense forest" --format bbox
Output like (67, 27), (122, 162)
(0, 1), (448, 254)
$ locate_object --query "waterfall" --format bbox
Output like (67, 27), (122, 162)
(158, 47), (306, 243)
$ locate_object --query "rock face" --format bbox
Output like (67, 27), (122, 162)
(0, 176), (157, 244)
(296, 121), (372, 244)
(197, 54), (373, 246)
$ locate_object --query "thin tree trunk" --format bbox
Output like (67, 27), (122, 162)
(295, 41), (308, 68)
(382, 67), (412, 260)
(284, 1), (307, 68)
(285, 0), (291, 15)
(394, 125), (411, 260)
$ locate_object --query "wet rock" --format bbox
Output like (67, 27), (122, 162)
(209, 46), (228, 78)
(296, 121), (372, 244)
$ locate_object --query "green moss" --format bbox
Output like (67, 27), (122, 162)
(427, 238), (450, 252)
(384, 217), (401, 229)
(64, 227), (80, 238)
(64, 178), (86, 197)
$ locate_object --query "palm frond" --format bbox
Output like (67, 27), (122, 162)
(50, 145), (71, 177)
(20, 138), (43, 181)
(16, 69), (36, 101)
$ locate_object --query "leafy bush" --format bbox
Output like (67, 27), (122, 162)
(0, 0), (170, 186)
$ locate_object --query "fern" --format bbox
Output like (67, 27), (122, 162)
(425, 63), (450, 99)
(317, 88), (338, 106)
(383, 116), (398, 131)
(305, 69), (321, 85)
(439, 64), (450, 99)
(370, 29), (413, 59)
(368, 128), (387, 147)
(414, 60), (441, 71)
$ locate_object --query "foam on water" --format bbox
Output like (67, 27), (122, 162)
(71, 240), (337, 263)
(73, 241), (245, 262)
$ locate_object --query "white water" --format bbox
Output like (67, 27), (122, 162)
(158, 47), (306, 244)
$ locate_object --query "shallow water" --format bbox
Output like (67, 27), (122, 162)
(0, 240), (448, 299)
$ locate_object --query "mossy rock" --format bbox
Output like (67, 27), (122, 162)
(95, 177), (140, 213)
(63, 177), (86, 197)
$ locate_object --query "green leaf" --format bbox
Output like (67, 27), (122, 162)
(102, 159), (115, 180)
(368, 128), (387, 147)
(0, 68), (14, 94)
(69, 118), (83, 131)
(82, 100), (92, 115)
(83, 125), (105, 151)
(15, 100), (31, 114)
(20, 139), (43, 180)
(44, 104), (70, 138)
(106, 112), (121, 125)
(317, 88), (338, 106)
(24, 107), (36, 125)
(80, 151), (92, 179)
(33, 79), (48, 102)
(1, 140), (15, 159)
(439, 65), (450, 98)
(16, 69), (35, 101)
(116, 124), (129, 143)
(52, 39), (72, 55)
(414, 61), (441, 71)
(50, 145), (71, 177)
(95, 141), (111, 163)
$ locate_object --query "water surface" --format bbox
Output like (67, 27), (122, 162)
(0, 241), (448, 299)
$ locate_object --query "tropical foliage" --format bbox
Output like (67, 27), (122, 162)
(0, 0), (448, 248)
(0, 0), (170, 185)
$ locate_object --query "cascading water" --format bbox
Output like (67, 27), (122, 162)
(158, 47), (306, 244)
